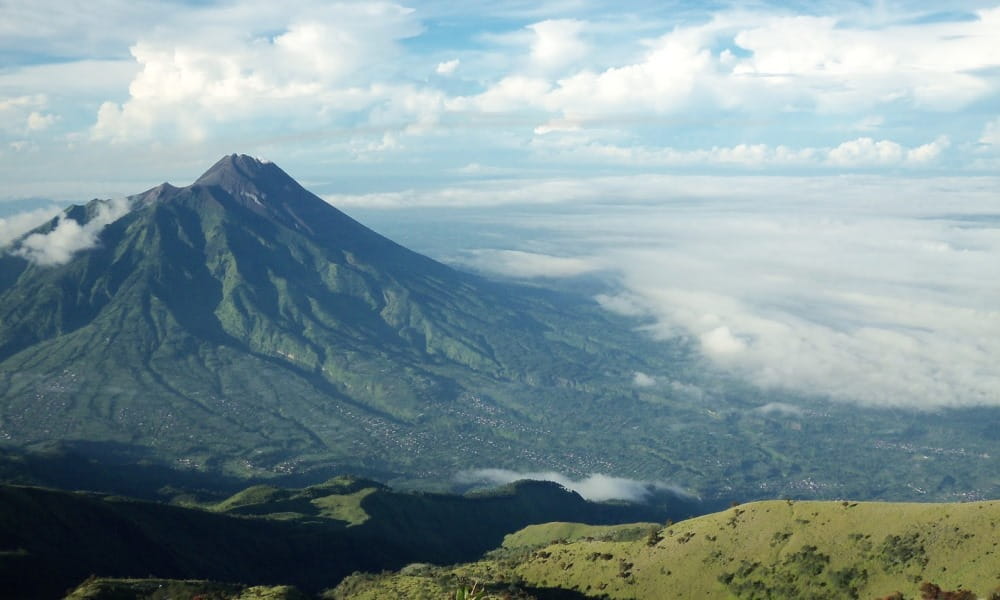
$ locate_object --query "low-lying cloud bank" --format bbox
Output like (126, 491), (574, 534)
(343, 174), (1000, 411)
(12, 198), (129, 266)
(459, 248), (603, 279)
(456, 468), (696, 503)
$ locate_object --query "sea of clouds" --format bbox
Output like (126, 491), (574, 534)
(339, 173), (1000, 411)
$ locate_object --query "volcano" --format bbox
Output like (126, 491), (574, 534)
(0, 155), (653, 479)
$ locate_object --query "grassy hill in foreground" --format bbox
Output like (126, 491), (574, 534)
(331, 499), (1000, 599)
(64, 579), (307, 600)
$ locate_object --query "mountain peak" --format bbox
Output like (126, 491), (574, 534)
(194, 154), (280, 189)
(189, 153), (320, 222)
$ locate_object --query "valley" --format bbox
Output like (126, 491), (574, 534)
(0, 155), (996, 599)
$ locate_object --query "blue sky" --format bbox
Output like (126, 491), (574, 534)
(1, 0), (999, 410)
(1, 0), (998, 199)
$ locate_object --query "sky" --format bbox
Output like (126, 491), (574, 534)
(1, 0), (999, 410)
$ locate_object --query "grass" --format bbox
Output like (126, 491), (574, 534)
(500, 522), (661, 550)
(332, 499), (1000, 599)
(64, 577), (308, 600)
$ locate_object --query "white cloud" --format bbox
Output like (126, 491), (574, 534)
(454, 6), (1000, 130)
(368, 85), (446, 134)
(826, 136), (950, 166)
(906, 136), (950, 164)
(13, 198), (130, 266)
(0, 95), (48, 135)
(541, 26), (713, 116)
(700, 326), (748, 356)
(0, 206), (62, 247)
(456, 468), (695, 503)
(724, 10), (998, 112)
(0, 0), (175, 60)
(459, 249), (601, 278)
(528, 19), (588, 71)
(529, 135), (946, 169)
(827, 137), (904, 166)
(0, 60), (139, 100)
(632, 371), (656, 387)
(26, 111), (57, 131)
(341, 173), (1000, 410)
(90, 2), (422, 142)
(435, 59), (459, 75)
(450, 75), (551, 113)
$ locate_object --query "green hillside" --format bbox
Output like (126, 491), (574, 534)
(332, 499), (1000, 599)
(0, 155), (996, 506)
(0, 155), (689, 483)
(64, 578), (307, 600)
(0, 478), (687, 599)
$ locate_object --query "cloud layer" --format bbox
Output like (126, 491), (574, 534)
(344, 173), (1000, 411)
(456, 468), (694, 503)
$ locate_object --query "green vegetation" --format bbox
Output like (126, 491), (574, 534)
(64, 578), (307, 600)
(0, 155), (995, 507)
(500, 522), (661, 550)
(333, 499), (1000, 599)
(0, 477), (682, 599)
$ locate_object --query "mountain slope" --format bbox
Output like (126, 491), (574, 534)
(0, 155), (666, 479)
(1, 155), (996, 505)
(332, 499), (1000, 599)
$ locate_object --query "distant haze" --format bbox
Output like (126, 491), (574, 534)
(343, 174), (1000, 411)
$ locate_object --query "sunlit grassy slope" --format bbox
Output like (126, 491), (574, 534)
(64, 578), (308, 600)
(331, 499), (1000, 599)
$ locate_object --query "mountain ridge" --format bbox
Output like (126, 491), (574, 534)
(1, 155), (996, 506)
(0, 154), (662, 482)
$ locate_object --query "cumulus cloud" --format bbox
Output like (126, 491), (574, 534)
(90, 2), (422, 142)
(826, 136), (950, 166)
(451, 6), (1000, 128)
(456, 468), (694, 503)
(528, 19), (588, 71)
(826, 137), (904, 166)
(13, 198), (130, 266)
(0, 95), (50, 135)
(26, 111), (57, 131)
(435, 59), (459, 75)
(906, 136), (950, 164)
